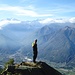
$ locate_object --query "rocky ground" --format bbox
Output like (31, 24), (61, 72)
(1, 61), (62, 75)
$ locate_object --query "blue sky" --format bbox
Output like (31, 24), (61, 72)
(0, 0), (75, 21)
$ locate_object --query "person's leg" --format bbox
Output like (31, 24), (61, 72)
(34, 51), (37, 63)
(33, 54), (35, 62)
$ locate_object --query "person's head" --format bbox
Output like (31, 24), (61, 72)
(35, 39), (37, 43)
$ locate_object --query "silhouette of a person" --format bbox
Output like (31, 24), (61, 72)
(32, 39), (38, 63)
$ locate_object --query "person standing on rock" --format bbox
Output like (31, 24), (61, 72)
(32, 39), (38, 63)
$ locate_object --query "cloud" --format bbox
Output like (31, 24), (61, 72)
(0, 17), (75, 30)
(39, 18), (75, 24)
(39, 18), (68, 24)
(39, 18), (55, 24)
(69, 17), (75, 23)
(15, 7), (53, 17)
(0, 5), (53, 18)
(0, 19), (21, 29)
(46, 4), (75, 18)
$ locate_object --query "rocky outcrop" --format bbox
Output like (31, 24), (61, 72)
(1, 61), (62, 75)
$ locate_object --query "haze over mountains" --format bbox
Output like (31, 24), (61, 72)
(0, 18), (75, 67)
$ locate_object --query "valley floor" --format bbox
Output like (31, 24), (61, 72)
(57, 68), (75, 75)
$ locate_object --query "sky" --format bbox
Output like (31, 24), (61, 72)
(0, 0), (75, 21)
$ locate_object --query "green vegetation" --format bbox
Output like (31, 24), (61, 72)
(0, 58), (14, 75)
(0, 68), (3, 74)
(4, 58), (14, 69)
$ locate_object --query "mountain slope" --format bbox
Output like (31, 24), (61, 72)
(0, 32), (20, 54)
(39, 26), (75, 64)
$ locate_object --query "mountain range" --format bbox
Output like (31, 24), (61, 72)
(0, 19), (75, 67)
